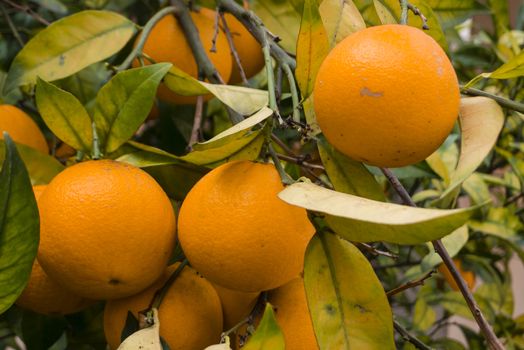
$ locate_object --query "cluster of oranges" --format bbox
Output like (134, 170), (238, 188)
(0, 6), (464, 348)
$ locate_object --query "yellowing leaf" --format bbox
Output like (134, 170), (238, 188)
(164, 67), (268, 116)
(278, 181), (486, 244)
(117, 308), (161, 350)
(296, 0), (329, 99)
(0, 140), (64, 185)
(465, 50), (524, 88)
(319, 0), (366, 46)
(35, 77), (92, 153)
(3, 10), (137, 94)
(372, 0), (447, 49)
(317, 135), (385, 201)
(438, 97), (505, 201)
(242, 303), (285, 350)
(304, 232), (395, 349)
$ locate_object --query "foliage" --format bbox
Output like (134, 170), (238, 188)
(0, 0), (523, 349)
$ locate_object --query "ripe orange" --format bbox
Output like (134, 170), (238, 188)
(269, 278), (319, 350)
(224, 14), (265, 84)
(0, 104), (48, 154)
(134, 8), (232, 104)
(104, 263), (223, 350)
(438, 259), (476, 291)
(212, 282), (260, 329)
(37, 160), (176, 300)
(16, 185), (93, 315)
(314, 24), (460, 168)
(178, 160), (315, 293)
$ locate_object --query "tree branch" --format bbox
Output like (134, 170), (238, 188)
(394, 320), (433, 350)
(462, 86), (524, 113)
(380, 167), (504, 350)
(386, 269), (434, 297)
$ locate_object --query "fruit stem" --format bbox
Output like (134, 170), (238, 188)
(462, 86), (524, 113)
(399, 0), (409, 25)
(282, 63), (301, 126)
(91, 122), (101, 160)
(386, 269), (435, 297)
(261, 30), (280, 121)
(380, 167), (505, 350)
(150, 259), (189, 310)
(116, 6), (179, 72)
(268, 143), (294, 185)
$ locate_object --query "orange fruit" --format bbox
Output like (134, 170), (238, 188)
(37, 159), (176, 300)
(134, 8), (232, 104)
(438, 259), (476, 291)
(314, 24), (460, 168)
(269, 278), (318, 350)
(236, 278), (318, 350)
(104, 263), (223, 350)
(212, 282), (260, 329)
(16, 185), (93, 315)
(54, 142), (76, 159)
(0, 104), (48, 154)
(178, 160), (315, 292)
(224, 14), (264, 83)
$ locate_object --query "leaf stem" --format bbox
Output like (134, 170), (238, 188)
(461, 86), (524, 113)
(380, 167), (504, 350)
(399, 0), (409, 25)
(281, 63), (301, 125)
(268, 144), (293, 185)
(262, 30), (278, 118)
(150, 259), (189, 310)
(219, 11), (250, 86)
(91, 122), (101, 160)
(116, 6), (179, 72)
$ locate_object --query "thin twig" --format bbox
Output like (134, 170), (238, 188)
(150, 259), (189, 309)
(357, 242), (399, 260)
(188, 95), (204, 150)
(394, 320), (433, 350)
(268, 144), (293, 185)
(462, 86), (524, 113)
(2, 0), (50, 26)
(275, 153), (325, 171)
(407, 3), (429, 30)
(0, 3), (24, 47)
(270, 133), (294, 155)
(210, 7), (220, 53)
(386, 270), (435, 297)
(219, 11), (250, 85)
(381, 167), (504, 350)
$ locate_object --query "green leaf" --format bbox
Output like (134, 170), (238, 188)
(0, 134), (39, 314)
(163, 66), (268, 116)
(319, 0), (366, 47)
(35, 77), (93, 153)
(252, 0), (302, 53)
(54, 62), (110, 107)
(372, 0), (447, 49)
(278, 181), (487, 244)
(145, 164), (208, 201)
(3, 10), (137, 94)
(31, 0), (68, 14)
(436, 97), (504, 204)
(93, 63), (172, 153)
(421, 225), (469, 270)
(496, 147), (524, 188)
(465, 50), (524, 88)
(0, 140), (64, 185)
(304, 232), (395, 349)
(317, 136), (385, 201)
(469, 207), (523, 240)
(296, 0), (329, 99)
(242, 303), (285, 350)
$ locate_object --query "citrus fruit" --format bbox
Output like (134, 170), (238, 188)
(178, 160), (315, 292)
(0, 104), (48, 154)
(212, 282), (260, 329)
(314, 24), (460, 168)
(438, 259), (476, 291)
(134, 8), (232, 104)
(16, 186), (93, 315)
(37, 159), (176, 300)
(224, 14), (264, 84)
(269, 278), (318, 350)
(104, 263), (223, 350)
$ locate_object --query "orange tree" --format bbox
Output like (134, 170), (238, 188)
(0, 0), (523, 349)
